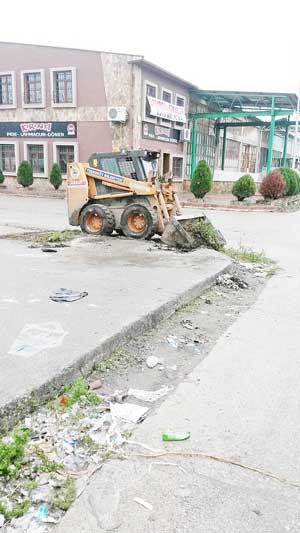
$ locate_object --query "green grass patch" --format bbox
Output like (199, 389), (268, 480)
(61, 377), (102, 408)
(94, 347), (130, 374)
(33, 445), (62, 474)
(224, 247), (273, 265)
(0, 230), (81, 244)
(0, 429), (29, 477)
(51, 477), (76, 511)
(0, 499), (31, 520)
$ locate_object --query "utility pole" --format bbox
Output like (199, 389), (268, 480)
(292, 82), (300, 169)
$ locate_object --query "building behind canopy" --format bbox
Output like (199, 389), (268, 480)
(0, 41), (299, 195)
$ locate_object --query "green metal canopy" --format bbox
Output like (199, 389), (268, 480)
(189, 89), (298, 176)
(190, 89), (297, 112)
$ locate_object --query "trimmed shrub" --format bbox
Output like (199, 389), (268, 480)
(50, 163), (62, 190)
(191, 160), (212, 199)
(17, 161), (33, 188)
(280, 167), (298, 196)
(0, 169), (4, 184)
(259, 170), (285, 199)
(295, 172), (300, 194)
(232, 174), (256, 201)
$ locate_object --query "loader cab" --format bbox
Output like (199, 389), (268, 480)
(88, 150), (159, 182)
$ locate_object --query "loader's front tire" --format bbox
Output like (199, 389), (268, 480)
(120, 203), (157, 239)
(79, 204), (115, 235)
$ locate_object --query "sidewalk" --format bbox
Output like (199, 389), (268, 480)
(0, 234), (230, 429)
(56, 209), (300, 533)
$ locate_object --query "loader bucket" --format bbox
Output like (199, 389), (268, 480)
(161, 213), (226, 251)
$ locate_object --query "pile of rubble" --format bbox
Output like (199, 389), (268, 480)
(0, 380), (171, 532)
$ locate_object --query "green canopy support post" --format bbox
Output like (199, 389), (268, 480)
(221, 127), (227, 170)
(190, 118), (197, 178)
(282, 115), (289, 167)
(267, 97), (276, 173)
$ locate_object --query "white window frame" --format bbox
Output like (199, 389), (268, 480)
(50, 67), (77, 108)
(174, 93), (186, 130)
(144, 80), (158, 124)
(0, 71), (16, 109)
(0, 141), (19, 176)
(160, 87), (173, 127)
(24, 141), (48, 178)
(21, 69), (46, 109)
(53, 142), (79, 176)
(171, 154), (184, 182)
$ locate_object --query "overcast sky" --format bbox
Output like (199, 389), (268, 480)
(2, 0), (300, 95)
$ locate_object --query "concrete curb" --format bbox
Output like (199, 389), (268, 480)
(0, 257), (231, 431)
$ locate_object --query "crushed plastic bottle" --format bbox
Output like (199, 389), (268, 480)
(162, 432), (191, 442)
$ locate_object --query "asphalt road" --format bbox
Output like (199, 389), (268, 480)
(0, 193), (72, 232)
(56, 207), (300, 532)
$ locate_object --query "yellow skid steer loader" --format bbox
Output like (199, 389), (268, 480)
(67, 149), (224, 249)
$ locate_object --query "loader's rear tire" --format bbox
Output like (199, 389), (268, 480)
(120, 203), (157, 239)
(79, 204), (115, 235)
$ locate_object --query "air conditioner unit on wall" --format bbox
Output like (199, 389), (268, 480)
(107, 106), (128, 123)
(180, 128), (191, 142)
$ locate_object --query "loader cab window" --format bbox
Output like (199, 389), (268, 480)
(141, 158), (158, 180)
(100, 157), (119, 175)
(118, 157), (137, 180)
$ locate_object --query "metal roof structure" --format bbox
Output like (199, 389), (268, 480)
(190, 89), (298, 112)
(189, 89), (299, 177)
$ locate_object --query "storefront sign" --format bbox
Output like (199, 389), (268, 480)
(142, 122), (180, 144)
(0, 122), (77, 138)
(147, 96), (186, 123)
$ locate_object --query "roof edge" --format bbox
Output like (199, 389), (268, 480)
(129, 58), (199, 91)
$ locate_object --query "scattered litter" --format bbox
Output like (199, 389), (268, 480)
(128, 386), (172, 403)
(0, 515), (4, 528)
(162, 432), (191, 442)
(216, 274), (248, 290)
(37, 505), (49, 521)
(181, 319), (193, 330)
(166, 335), (178, 348)
(205, 298), (212, 304)
(49, 288), (88, 303)
(107, 390), (128, 403)
(8, 322), (67, 357)
(133, 497), (153, 511)
(42, 247), (57, 253)
(110, 402), (149, 424)
(146, 356), (159, 368)
(24, 417), (32, 428)
(89, 379), (102, 390)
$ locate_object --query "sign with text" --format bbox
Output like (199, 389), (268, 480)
(0, 122), (77, 138)
(147, 96), (186, 123)
(142, 122), (180, 144)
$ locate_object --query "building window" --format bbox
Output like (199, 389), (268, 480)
(22, 70), (45, 106)
(56, 145), (75, 174)
(0, 144), (16, 173)
(0, 73), (14, 106)
(145, 82), (157, 121)
(161, 89), (172, 125)
(53, 143), (78, 175)
(175, 94), (186, 128)
(51, 67), (76, 107)
(26, 144), (46, 175)
(172, 157), (183, 180)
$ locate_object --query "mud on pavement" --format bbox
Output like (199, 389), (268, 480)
(0, 256), (274, 532)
